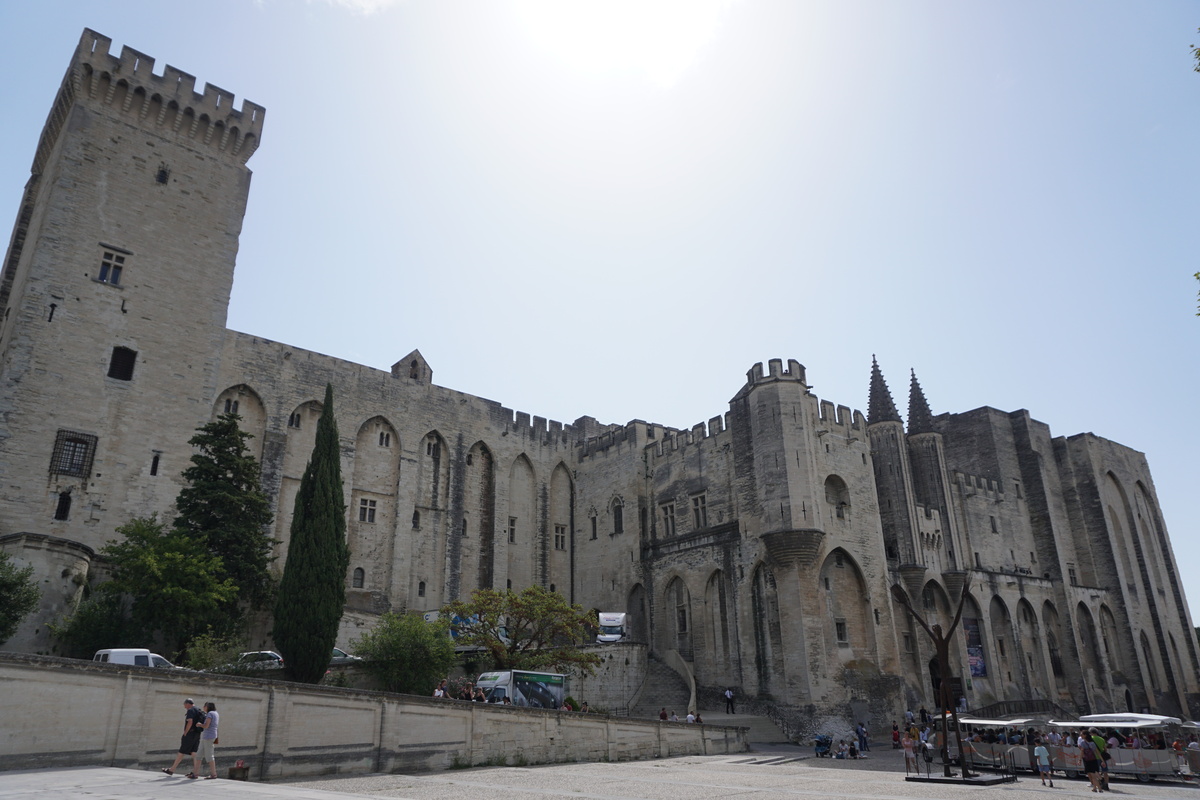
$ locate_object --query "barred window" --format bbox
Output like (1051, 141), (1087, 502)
(107, 346), (137, 381)
(50, 430), (97, 477)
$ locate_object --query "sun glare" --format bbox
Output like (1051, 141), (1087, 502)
(515, 0), (734, 88)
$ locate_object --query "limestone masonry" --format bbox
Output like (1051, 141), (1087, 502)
(1, 30), (1196, 728)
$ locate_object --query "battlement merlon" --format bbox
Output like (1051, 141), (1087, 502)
(68, 30), (264, 159)
(745, 358), (807, 387)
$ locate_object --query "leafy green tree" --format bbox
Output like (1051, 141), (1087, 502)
(174, 413), (275, 621)
(181, 627), (248, 672)
(48, 591), (133, 659)
(443, 585), (600, 673)
(100, 515), (237, 656)
(351, 612), (457, 694)
(273, 384), (349, 683)
(0, 551), (41, 645)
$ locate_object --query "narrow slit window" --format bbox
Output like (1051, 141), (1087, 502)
(692, 495), (707, 528)
(53, 491), (72, 521)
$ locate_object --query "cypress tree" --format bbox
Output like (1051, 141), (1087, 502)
(174, 413), (275, 624)
(273, 383), (349, 683)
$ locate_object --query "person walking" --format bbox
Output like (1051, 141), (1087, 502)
(1079, 733), (1102, 792)
(1033, 737), (1053, 787)
(198, 702), (219, 780)
(724, 687), (735, 714)
(162, 698), (204, 778)
(856, 721), (869, 752)
(902, 729), (917, 773)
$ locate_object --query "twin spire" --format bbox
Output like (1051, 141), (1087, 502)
(867, 356), (935, 433)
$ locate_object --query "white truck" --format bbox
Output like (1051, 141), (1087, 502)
(476, 670), (567, 709)
(596, 611), (628, 643)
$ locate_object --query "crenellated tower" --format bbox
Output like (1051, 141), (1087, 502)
(0, 29), (265, 559)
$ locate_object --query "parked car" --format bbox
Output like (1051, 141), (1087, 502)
(236, 650), (284, 670)
(330, 647), (362, 666)
(93, 648), (177, 668)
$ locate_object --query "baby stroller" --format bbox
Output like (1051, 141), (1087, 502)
(814, 734), (832, 757)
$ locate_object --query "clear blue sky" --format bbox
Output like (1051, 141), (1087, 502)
(2, 2), (1197, 625)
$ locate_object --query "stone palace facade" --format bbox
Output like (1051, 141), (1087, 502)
(1, 30), (1196, 723)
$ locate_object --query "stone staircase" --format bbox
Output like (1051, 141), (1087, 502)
(628, 656), (691, 719)
(697, 707), (791, 743)
(626, 656), (790, 745)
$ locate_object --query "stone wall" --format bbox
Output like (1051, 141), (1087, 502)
(0, 653), (745, 778)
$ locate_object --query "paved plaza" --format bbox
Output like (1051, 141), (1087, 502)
(1, 747), (1195, 800)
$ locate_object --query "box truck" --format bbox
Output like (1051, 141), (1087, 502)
(596, 611), (628, 643)
(476, 670), (567, 709)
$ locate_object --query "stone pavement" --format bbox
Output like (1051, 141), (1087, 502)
(1, 753), (1195, 800)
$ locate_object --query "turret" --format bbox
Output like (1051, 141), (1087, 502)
(866, 357), (921, 580)
(905, 370), (961, 570)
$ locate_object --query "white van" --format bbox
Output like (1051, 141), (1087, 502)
(93, 648), (177, 668)
(596, 612), (628, 643)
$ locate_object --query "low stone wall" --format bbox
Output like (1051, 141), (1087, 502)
(0, 653), (747, 779)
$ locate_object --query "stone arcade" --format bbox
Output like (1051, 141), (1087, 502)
(1, 30), (1197, 727)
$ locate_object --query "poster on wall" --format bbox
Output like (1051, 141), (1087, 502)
(963, 617), (987, 677)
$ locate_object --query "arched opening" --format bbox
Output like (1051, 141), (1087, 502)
(704, 570), (731, 683)
(276, 399), (325, 565)
(818, 548), (875, 671)
(1016, 598), (1046, 699)
(350, 416), (400, 594)
(627, 583), (648, 642)
(825, 474), (850, 520)
(463, 442), (496, 593)
(989, 595), (1016, 690)
(611, 497), (624, 535)
(548, 463), (574, 597)
(1041, 601), (1067, 695)
(212, 384), (268, 459)
(1076, 603), (1104, 703)
(664, 576), (692, 660)
(751, 564), (784, 696)
(505, 454), (536, 590)
(411, 431), (450, 607)
(1139, 630), (1160, 695)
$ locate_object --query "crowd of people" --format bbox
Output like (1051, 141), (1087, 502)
(894, 716), (1200, 791)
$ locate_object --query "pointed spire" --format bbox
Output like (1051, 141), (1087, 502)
(907, 369), (935, 434)
(867, 355), (902, 425)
